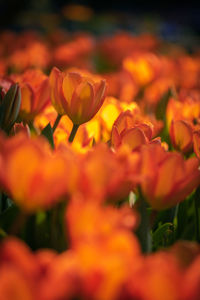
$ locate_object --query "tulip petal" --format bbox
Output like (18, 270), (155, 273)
(111, 125), (121, 148)
(49, 67), (65, 115)
(153, 154), (184, 208)
(135, 123), (153, 140)
(93, 80), (106, 114)
(33, 78), (50, 113)
(193, 131), (200, 159)
(20, 84), (33, 114)
(114, 110), (134, 135)
(70, 80), (94, 124)
(62, 72), (82, 105)
(121, 127), (147, 151)
(170, 120), (193, 153)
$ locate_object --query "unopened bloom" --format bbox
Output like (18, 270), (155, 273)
(0, 81), (21, 133)
(49, 67), (107, 125)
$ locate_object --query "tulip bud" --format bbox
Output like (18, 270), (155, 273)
(0, 83), (21, 133)
(49, 67), (107, 125)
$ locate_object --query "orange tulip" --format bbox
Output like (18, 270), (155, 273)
(0, 133), (79, 212)
(123, 52), (161, 86)
(166, 93), (200, 130)
(127, 252), (181, 300)
(170, 120), (193, 154)
(11, 69), (50, 121)
(66, 198), (141, 300)
(111, 110), (160, 151)
(49, 67), (107, 125)
(0, 237), (39, 300)
(140, 144), (200, 210)
(0, 266), (34, 300)
(193, 131), (200, 159)
(80, 143), (141, 202)
(181, 255), (200, 300)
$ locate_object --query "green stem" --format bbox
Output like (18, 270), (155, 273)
(0, 228), (7, 239)
(27, 121), (38, 135)
(68, 124), (79, 143)
(52, 114), (62, 133)
(50, 202), (68, 251)
(136, 193), (152, 253)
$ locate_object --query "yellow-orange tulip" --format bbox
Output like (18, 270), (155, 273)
(49, 67), (106, 125)
(193, 131), (200, 159)
(111, 110), (160, 151)
(127, 252), (181, 300)
(170, 120), (193, 154)
(11, 69), (50, 121)
(140, 144), (200, 210)
(0, 133), (79, 212)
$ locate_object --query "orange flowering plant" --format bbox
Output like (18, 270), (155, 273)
(49, 67), (107, 142)
(0, 27), (200, 300)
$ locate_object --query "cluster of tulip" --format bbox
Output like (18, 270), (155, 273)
(1, 29), (200, 300)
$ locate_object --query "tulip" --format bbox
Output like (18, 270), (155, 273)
(111, 110), (159, 151)
(170, 120), (193, 154)
(140, 144), (200, 210)
(0, 83), (21, 133)
(0, 133), (79, 212)
(0, 237), (39, 300)
(11, 69), (50, 121)
(193, 131), (200, 159)
(127, 252), (181, 300)
(49, 67), (106, 142)
(80, 144), (140, 202)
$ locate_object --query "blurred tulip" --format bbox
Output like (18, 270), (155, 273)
(123, 53), (161, 86)
(66, 198), (141, 300)
(12, 69), (50, 121)
(0, 133), (79, 212)
(127, 252), (181, 300)
(166, 94), (200, 129)
(170, 120), (193, 154)
(181, 255), (200, 300)
(80, 144), (140, 202)
(193, 131), (200, 159)
(140, 144), (200, 210)
(111, 110), (159, 151)
(53, 34), (94, 69)
(0, 267), (34, 300)
(0, 237), (39, 300)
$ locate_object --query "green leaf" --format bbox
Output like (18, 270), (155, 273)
(152, 222), (174, 250)
(136, 197), (152, 253)
(0, 228), (7, 239)
(41, 123), (54, 149)
(155, 88), (173, 121)
(152, 207), (177, 231)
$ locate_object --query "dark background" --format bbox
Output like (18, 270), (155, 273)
(0, 0), (200, 34)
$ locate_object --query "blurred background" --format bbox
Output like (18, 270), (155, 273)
(1, 0), (200, 40)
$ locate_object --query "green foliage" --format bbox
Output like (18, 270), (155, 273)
(41, 122), (55, 149)
(152, 222), (175, 250)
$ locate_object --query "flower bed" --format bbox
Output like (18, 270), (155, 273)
(0, 29), (200, 300)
